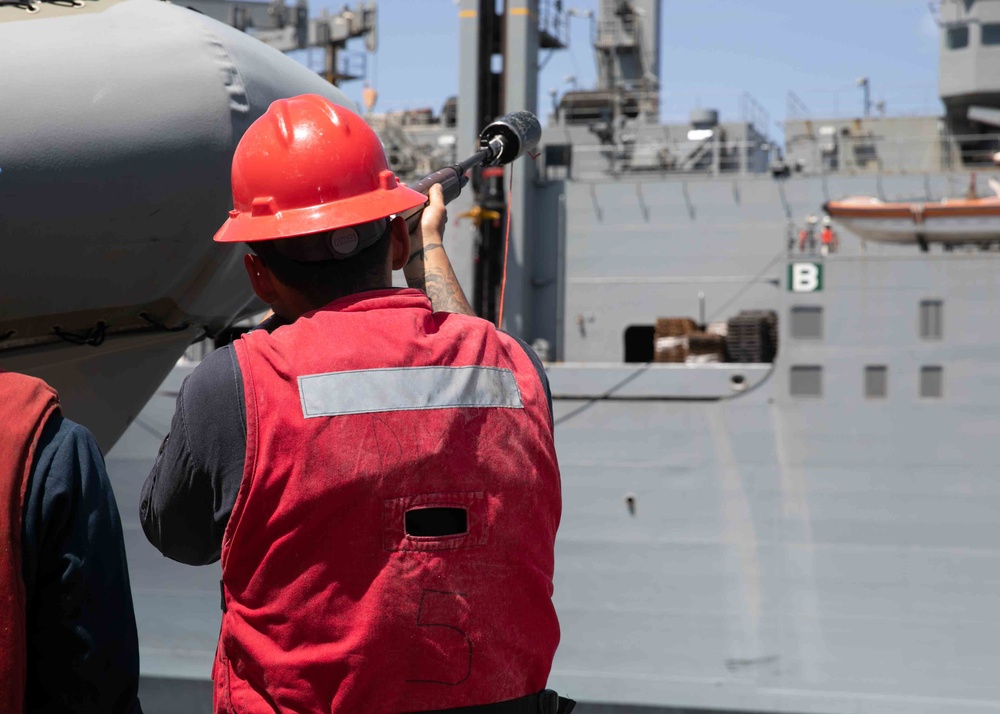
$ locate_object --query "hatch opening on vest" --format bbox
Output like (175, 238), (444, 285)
(405, 507), (468, 537)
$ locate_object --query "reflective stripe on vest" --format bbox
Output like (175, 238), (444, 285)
(298, 365), (523, 417)
(218, 289), (561, 714)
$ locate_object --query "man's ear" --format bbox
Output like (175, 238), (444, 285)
(244, 253), (280, 304)
(388, 217), (411, 271)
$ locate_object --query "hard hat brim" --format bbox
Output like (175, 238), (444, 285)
(213, 183), (428, 244)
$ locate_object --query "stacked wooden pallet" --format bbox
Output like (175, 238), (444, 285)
(653, 317), (698, 362)
(653, 318), (731, 363)
(687, 332), (728, 363)
(725, 310), (778, 363)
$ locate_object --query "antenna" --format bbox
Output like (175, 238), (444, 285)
(856, 76), (871, 117)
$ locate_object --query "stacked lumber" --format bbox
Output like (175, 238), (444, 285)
(653, 317), (698, 362)
(687, 332), (728, 364)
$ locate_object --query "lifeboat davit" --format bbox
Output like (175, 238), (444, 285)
(824, 192), (1000, 247)
(0, 0), (353, 448)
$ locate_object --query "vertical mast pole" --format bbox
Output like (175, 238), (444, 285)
(501, 0), (540, 337)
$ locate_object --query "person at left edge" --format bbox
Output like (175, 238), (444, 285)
(0, 370), (142, 714)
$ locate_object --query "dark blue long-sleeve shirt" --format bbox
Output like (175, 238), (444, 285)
(21, 413), (142, 714)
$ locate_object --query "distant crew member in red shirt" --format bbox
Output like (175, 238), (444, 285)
(821, 216), (839, 255)
(141, 95), (572, 714)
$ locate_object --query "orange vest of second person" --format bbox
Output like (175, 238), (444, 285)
(215, 289), (562, 713)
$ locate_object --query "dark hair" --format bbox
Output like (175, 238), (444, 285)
(251, 224), (392, 308)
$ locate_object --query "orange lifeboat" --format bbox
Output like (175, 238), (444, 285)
(824, 178), (1000, 249)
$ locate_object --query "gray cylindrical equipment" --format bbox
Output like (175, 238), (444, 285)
(480, 111), (542, 165)
(690, 108), (719, 129)
(0, 0), (355, 449)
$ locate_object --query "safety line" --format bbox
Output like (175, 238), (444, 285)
(552, 363), (652, 427)
(497, 163), (514, 329)
(705, 248), (786, 323)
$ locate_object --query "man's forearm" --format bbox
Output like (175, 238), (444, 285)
(404, 243), (475, 316)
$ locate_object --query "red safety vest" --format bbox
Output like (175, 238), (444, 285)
(821, 227), (834, 245)
(0, 372), (60, 713)
(216, 289), (561, 714)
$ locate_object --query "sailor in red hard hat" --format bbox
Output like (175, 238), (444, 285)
(141, 95), (570, 714)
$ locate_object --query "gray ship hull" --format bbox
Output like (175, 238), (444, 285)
(108, 167), (1000, 713)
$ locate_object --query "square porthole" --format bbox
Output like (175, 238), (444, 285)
(790, 306), (822, 339)
(865, 365), (887, 398)
(947, 25), (969, 49)
(790, 365), (822, 397)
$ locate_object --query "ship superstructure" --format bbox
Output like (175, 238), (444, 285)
(524, 2), (1000, 711)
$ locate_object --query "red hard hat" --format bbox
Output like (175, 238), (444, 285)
(214, 94), (426, 245)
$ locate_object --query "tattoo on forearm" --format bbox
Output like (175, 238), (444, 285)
(421, 267), (474, 316)
(406, 243), (444, 267)
(405, 243), (475, 316)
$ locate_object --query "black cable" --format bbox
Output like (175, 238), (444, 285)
(52, 321), (106, 347)
(705, 249), (785, 324)
(553, 363), (652, 427)
(139, 311), (191, 333)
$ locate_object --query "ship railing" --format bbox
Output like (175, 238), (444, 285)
(785, 131), (1000, 176)
(594, 18), (639, 48)
(540, 136), (773, 180)
(782, 83), (941, 121)
(554, 87), (662, 125)
(537, 0), (569, 48)
(545, 131), (1000, 181)
(739, 92), (771, 140)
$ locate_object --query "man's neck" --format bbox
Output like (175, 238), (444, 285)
(275, 283), (395, 322)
